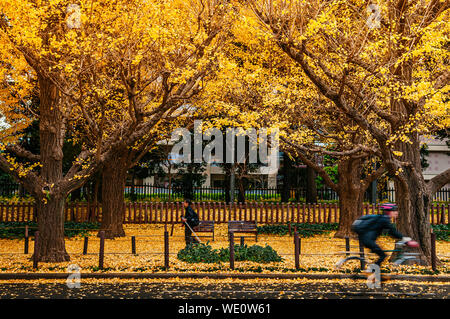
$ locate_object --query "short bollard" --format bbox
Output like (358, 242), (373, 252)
(131, 236), (136, 255)
(164, 231), (169, 270)
(24, 226), (29, 254)
(345, 237), (350, 257)
(33, 231), (40, 269)
(98, 231), (105, 269)
(229, 232), (235, 270)
(431, 232), (437, 272)
(294, 231), (300, 270)
(83, 237), (89, 255)
(358, 238), (365, 270)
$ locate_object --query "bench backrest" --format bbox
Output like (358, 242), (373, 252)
(228, 221), (257, 232)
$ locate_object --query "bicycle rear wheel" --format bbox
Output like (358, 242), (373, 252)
(394, 256), (426, 266)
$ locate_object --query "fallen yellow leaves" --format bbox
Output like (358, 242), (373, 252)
(0, 224), (448, 276)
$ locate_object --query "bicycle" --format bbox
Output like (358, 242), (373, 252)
(335, 240), (424, 270)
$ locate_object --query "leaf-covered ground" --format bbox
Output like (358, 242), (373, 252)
(0, 278), (448, 299)
(0, 224), (448, 275)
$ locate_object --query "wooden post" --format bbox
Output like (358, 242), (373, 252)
(431, 204), (435, 224)
(294, 231), (300, 270)
(345, 236), (350, 257)
(358, 238), (365, 270)
(99, 231), (105, 269)
(24, 226), (29, 254)
(83, 237), (89, 255)
(229, 232), (235, 270)
(431, 231), (437, 272)
(164, 230), (169, 270)
(131, 236), (136, 255)
(240, 236), (245, 246)
(33, 231), (40, 269)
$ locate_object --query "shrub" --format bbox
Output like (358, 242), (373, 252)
(177, 242), (283, 264)
(432, 224), (450, 241)
(257, 223), (338, 237)
(177, 242), (223, 263)
(0, 222), (100, 239)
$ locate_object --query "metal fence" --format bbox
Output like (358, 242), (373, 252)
(1, 181), (449, 203)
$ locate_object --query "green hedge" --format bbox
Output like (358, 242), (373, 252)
(257, 223), (449, 241)
(0, 222), (100, 239)
(432, 224), (450, 241)
(177, 242), (283, 264)
(257, 223), (338, 237)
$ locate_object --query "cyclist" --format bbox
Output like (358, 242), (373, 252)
(352, 203), (418, 267)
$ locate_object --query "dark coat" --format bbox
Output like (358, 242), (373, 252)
(363, 215), (403, 240)
(183, 206), (199, 227)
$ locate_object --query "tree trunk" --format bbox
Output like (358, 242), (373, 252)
(34, 75), (70, 262)
(100, 152), (129, 238)
(306, 166), (317, 203)
(281, 153), (291, 202)
(334, 157), (365, 238)
(391, 138), (432, 265)
(35, 195), (70, 262)
(237, 176), (247, 203)
(223, 164), (231, 203)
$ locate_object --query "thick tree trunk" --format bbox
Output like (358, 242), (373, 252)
(100, 152), (129, 238)
(334, 157), (365, 238)
(33, 75), (70, 262)
(391, 138), (432, 265)
(35, 195), (70, 262)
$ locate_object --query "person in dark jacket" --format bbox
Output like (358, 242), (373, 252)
(357, 203), (416, 266)
(181, 199), (199, 247)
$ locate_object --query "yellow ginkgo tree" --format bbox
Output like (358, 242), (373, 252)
(0, 0), (234, 261)
(245, 0), (449, 263)
(198, 13), (386, 238)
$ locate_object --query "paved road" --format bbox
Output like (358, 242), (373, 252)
(0, 281), (448, 299)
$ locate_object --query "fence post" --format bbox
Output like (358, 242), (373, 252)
(358, 238), (365, 270)
(345, 237), (350, 257)
(294, 231), (300, 270)
(131, 236), (136, 255)
(33, 231), (40, 269)
(99, 231), (105, 269)
(431, 231), (437, 272)
(83, 237), (89, 255)
(24, 226), (29, 254)
(164, 230), (169, 270)
(229, 231), (235, 270)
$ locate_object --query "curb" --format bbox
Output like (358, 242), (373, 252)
(0, 272), (448, 282)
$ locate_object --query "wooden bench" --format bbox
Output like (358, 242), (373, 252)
(228, 221), (258, 242)
(192, 221), (215, 241)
